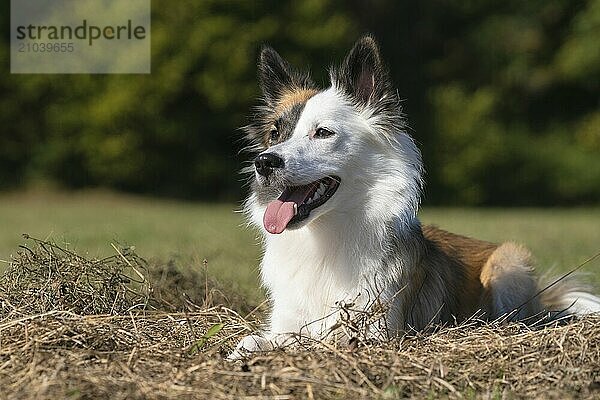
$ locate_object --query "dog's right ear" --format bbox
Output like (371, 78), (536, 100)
(258, 46), (294, 106)
(258, 46), (312, 106)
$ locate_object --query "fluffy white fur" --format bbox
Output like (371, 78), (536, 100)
(230, 85), (425, 359)
(229, 37), (600, 360)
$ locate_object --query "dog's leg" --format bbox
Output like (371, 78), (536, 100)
(228, 302), (306, 360)
(480, 242), (543, 321)
(228, 332), (301, 360)
(227, 334), (273, 360)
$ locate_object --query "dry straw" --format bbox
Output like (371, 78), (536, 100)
(0, 236), (599, 399)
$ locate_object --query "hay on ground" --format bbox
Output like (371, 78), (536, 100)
(0, 236), (599, 399)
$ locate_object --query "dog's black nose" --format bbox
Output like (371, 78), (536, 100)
(255, 153), (284, 177)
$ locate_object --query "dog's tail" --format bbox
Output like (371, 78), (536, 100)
(539, 273), (600, 318)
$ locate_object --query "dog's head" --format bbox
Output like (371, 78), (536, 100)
(244, 36), (423, 234)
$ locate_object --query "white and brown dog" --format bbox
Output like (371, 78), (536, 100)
(231, 36), (600, 358)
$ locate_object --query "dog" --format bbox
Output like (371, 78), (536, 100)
(230, 35), (600, 359)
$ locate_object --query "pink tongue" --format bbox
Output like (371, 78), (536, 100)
(263, 185), (315, 234)
(263, 200), (295, 234)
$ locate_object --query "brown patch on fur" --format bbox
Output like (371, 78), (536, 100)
(274, 88), (318, 116)
(422, 225), (498, 317)
(257, 88), (319, 147)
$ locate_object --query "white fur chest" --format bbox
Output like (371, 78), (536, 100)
(260, 226), (367, 336)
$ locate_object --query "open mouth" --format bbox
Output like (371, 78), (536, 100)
(263, 176), (340, 234)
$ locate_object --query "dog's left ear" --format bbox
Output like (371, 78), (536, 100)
(333, 35), (392, 106)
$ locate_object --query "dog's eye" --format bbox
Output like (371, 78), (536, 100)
(269, 128), (280, 143)
(314, 127), (334, 139)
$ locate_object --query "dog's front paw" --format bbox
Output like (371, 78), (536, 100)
(227, 334), (273, 361)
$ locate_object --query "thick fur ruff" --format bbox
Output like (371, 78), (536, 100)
(230, 36), (600, 358)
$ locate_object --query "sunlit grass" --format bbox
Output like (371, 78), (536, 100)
(0, 190), (262, 300)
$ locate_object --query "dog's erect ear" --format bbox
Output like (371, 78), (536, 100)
(258, 46), (312, 106)
(334, 35), (392, 105)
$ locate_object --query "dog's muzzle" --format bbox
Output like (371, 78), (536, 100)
(255, 153), (284, 178)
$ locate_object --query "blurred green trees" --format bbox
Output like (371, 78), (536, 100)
(0, 0), (598, 205)
(355, 0), (600, 205)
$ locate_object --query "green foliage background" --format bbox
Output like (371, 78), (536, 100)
(1, 0), (598, 205)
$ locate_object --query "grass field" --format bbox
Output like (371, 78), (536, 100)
(2, 190), (600, 399)
(1, 190), (599, 299)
